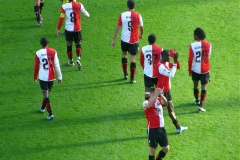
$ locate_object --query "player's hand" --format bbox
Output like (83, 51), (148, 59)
(58, 79), (62, 84)
(56, 30), (60, 37)
(155, 88), (163, 95)
(169, 48), (175, 58)
(173, 52), (179, 63)
(139, 35), (143, 39)
(189, 73), (192, 76)
(34, 79), (38, 83)
(111, 40), (116, 47)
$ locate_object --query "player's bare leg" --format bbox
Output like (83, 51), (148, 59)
(122, 51), (128, 79)
(34, 0), (42, 26)
(41, 90), (53, 120)
(155, 145), (169, 160)
(193, 81), (206, 112)
(40, 0), (44, 20)
(167, 101), (188, 133)
(149, 147), (156, 160)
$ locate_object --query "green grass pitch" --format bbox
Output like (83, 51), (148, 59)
(0, 0), (239, 159)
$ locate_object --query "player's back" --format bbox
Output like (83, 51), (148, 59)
(36, 48), (57, 81)
(190, 40), (211, 73)
(119, 10), (142, 43)
(142, 44), (163, 77)
(155, 62), (171, 92)
(62, 2), (82, 31)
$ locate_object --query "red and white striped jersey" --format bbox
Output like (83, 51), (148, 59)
(188, 40), (212, 74)
(117, 10), (143, 43)
(140, 44), (163, 78)
(155, 62), (178, 93)
(143, 97), (164, 128)
(57, 2), (89, 31)
(34, 47), (62, 81)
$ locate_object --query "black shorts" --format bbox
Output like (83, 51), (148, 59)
(39, 80), (54, 91)
(144, 74), (158, 88)
(163, 91), (172, 101)
(65, 30), (82, 43)
(147, 128), (168, 148)
(121, 40), (139, 55)
(191, 71), (210, 85)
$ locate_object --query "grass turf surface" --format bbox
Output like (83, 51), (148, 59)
(0, 0), (239, 159)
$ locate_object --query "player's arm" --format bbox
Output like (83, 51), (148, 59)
(208, 43), (212, 58)
(188, 45), (194, 76)
(139, 15), (143, 39)
(80, 4), (90, 18)
(56, 8), (65, 37)
(34, 54), (40, 82)
(111, 26), (121, 47)
(143, 88), (162, 109)
(54, 52), (62, 83)
(159, 52), (178, 79)
(159, 93), (168, 107)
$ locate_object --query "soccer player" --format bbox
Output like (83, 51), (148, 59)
(34, 37), (62, 120)
(140, 34), (163, 100)
(142, 88), (169, 160)
(188, 27), (212, 112)
(155, 50), (188, 133)
(56, 0), (90, 70)
(34, 0), (44, 26)
(111, 0), (144, 83)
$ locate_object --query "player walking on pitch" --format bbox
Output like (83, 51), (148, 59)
(188, 27), (212, 112)
(56, 0), (90, 70)
(140, 34), (163, 100)
(34, 37), (62, 120)
(34, 0), (44, 26)
(155, 50), (188, 133)
(111, 0), (144, 83)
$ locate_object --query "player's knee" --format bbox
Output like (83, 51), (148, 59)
(162, 145), (169, 153)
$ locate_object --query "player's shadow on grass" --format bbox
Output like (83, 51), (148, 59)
(57, 78), (133, 91)
(58, 110), (144, 126)
(78, 136), (146, 147)
(174, 103), (200, 115)
(7, 136), (146, 156)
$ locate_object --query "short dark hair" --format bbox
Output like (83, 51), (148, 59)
(127, 0), (135, 9)
(150, 87), (155, 93)
(161, 50), (169, 56)
(148, 34), (156, 44)
(40, 37), (49, 47)
(194, 27), (206, 40)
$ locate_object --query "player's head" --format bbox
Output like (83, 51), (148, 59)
(148, 34), (156, 45)
(127, 0), (135, 9)
(194, 27), (206, 40)
(149, 87), (155, 96)
(161, 50), (170, 62)
(40, 37), (49, 47)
